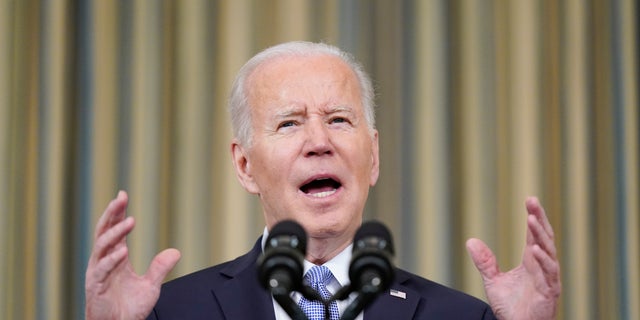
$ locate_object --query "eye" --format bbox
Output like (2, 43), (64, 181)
(278, 121), (296, 129)
(330, 117), (348, 124)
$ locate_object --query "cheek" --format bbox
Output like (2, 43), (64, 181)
(250, 145), (294, 183)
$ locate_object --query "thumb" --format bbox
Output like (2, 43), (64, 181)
(146, 248), (181, 285)
(466, 238), (499, 281)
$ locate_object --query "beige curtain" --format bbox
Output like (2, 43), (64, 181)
(1, 0), (637, 319)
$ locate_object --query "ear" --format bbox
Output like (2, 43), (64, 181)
(231, 139), (260, 194)
(369, 130), (380, 186)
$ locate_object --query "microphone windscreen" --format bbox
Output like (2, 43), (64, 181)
(353, 220), (394, 255)
(258, 220), (308, 293)
(266, 220), (307, 255)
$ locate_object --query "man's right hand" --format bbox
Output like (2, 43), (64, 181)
(85, 191), (181, 320)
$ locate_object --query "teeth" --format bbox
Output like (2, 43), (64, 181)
(309, 189), (337, 198)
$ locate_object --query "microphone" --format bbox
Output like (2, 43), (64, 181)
(341, 220), (395, 320)
(257, 220), (307, 295)
(256, 220), (310, 320)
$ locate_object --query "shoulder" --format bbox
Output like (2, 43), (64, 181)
(397, 268), (484, 302)
(393, 268), (496, 319)
(148, 239), (264, 319)
(161, 246), (253, 292)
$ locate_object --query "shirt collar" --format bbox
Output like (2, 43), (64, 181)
(303, 243), (352, 287)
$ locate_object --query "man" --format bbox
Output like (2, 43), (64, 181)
(85, 41), (561, 319)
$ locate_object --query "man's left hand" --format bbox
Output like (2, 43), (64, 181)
(466, 197), (561, 320)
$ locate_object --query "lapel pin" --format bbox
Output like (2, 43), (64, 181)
(390, 289), (407, 299)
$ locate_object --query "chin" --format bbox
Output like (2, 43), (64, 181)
(305, 219), (354, 239)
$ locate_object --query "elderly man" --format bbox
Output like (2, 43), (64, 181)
(85, 41), (561, 319)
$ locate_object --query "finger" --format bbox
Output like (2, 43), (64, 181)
(95, 191), (129, 239)
(525, 197), (557, 259)
(465, 238), (500, 281)
(85, 247), (129, 290)
(527, 213), (557, 259)
(526, 196), (554, 238)
(145, 248), (181, 286)
(103, 191), (129, 233)
(91, 216), (135, 262)
(532, 244), (562, 297)
(87, 246), (129, 282)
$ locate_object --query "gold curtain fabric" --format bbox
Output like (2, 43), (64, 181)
(1, 1), (638, 319)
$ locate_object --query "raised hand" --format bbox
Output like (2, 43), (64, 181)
(85, 191), (181, 320)
(466, 197), (561, 320)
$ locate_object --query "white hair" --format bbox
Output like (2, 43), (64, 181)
(228, 41), (376, 147)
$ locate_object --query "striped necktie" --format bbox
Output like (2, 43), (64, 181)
(298, 265), (340, 320)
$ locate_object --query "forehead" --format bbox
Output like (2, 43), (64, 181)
(251, 53), (355, 80)
(246, 54), (362, 109)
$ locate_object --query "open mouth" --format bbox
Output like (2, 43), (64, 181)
(300, 178), (342, 198)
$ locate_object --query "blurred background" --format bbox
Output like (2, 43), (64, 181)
(1, 0), (638, 319)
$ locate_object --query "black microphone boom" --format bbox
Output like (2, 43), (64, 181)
(257, 220), (307, 293)
(342, 220), (395, 320)
(257, 220), (309, 320)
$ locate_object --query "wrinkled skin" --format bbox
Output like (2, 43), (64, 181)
(466, 197), (561, 319)
(85, 191), (180, 320)
(231, 54), (379, 264)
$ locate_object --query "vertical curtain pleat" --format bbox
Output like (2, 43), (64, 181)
(90, 0), (119, 230)
(492, 0), (515, 281)
(274, 0), (311, 41)
(172, 0), (215, 275)
(0, 0), (13, 317)
(368, 0), (406, 264)
(215, 0), (259, 262)
(38, 1), (70, 319)
(1, 1), (638, 319)
(507, 0), (541, 267)
(157, 0), (178, 272)
(563, 0), (593, 318)
(413, 0), (452, 286)
(540, 0), (563, 290)
(456, 0), (497, 298)
(211, 0), (268, 261)
(127, 0), (164, 274)
(7, 1), (42, 319)
(591, 1), (620, 317)
(618, 1), (639, 318)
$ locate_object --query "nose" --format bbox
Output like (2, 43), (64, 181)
(303, 120), (333, 157)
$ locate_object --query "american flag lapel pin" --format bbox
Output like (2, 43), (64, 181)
(389, 289), (407, 299)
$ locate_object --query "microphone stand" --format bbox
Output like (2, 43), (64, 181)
(338, 293), (374, 320)
(330, 283), (383, 320)
(272, 291), (309, 320)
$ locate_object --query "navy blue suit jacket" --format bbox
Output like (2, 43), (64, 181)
(148, 237), (496, 319)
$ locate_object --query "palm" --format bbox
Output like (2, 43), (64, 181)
(87, 253), (179, 319)
(482, 261), (553, 319)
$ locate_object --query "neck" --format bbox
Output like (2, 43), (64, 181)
(305, 235), (352, 265)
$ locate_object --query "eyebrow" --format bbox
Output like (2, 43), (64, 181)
(326, 105), (353, 114)
(273, 106), (305, 119)
(324, 106), (358, 121)
(272, 105), (356, 120)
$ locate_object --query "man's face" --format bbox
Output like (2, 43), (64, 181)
(231, 54), (379, 242)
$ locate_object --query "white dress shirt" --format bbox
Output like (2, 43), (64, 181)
(262, 228), (364, 320)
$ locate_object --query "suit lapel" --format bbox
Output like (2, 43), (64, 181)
(211, 239), (277, 320)
(363, 270), (421, 320)
(208, 238), (423, 320)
